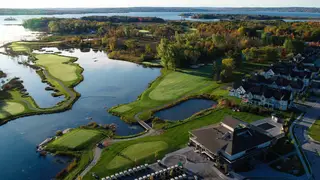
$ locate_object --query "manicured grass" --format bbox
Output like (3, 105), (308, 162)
(85, 108), (264, 179)
(0, 90), (40, 123)
(34, 54), (80, 86)
(149, 71), (213, 101)
(1, 41), (84, 124)
(110, 67), (221, 122)
(9, 42), (30, 53)
(51, 129), (101, 150)
(139, 30), (150, 33)
(113, 105), (132, 113)
(107, 141), (167, 169)
(122, 141), (167, 161)
(309, 120), (320, 142)
(107, 156), (133, 170)
(9, 41), (61, 54)
(0, 102), (25, 118)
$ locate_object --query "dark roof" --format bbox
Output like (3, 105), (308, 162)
(242, 83), (292, 101)
(248, 75), (303, 90)
(222, 116), (246, 129)
(190, 117), (273, 156)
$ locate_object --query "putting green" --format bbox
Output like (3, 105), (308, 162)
(107, 141), (168, 169)
(35, 54), (78, 83)
(0, 102), (25, 118)
(9, 42), (29, 53)
(139, 30), (150, 33)
(149, 71), (210, 101)
(51, 129), (100, 149)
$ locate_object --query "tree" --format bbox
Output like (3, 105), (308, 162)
(212, 60), (221, 81)
(48, 21), (59, 32)
(222, 58), (235, 70)
(145, 44), (152, 54)
(283, 39), (295, 53)
(157, 38), (171, 69)
(108, 37), (117, 51)
(124, 39), (137, 52)
(238, 26), (246, 36)
(283, 39), (305, 53)
(56, 130), (63, 136)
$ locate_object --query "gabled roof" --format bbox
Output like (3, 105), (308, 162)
(190, 117), (273, 156)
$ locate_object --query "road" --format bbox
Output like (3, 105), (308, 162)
(293, 100), (320, 180)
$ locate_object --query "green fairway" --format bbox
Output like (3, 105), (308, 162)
(110, 66), (221, 122)
(9, 41), (61, 54)
(51, 129), (101, 150)
(0, 102), (25, 118)
(122, 141), (168, 160)
(85, 108), (264, 179)
(35, 54), (79, 84)
(107, 156), (133, 170)
(309, 120), (320, 142)
(149, 71), (212, 101)
(107, 141), (167, 169)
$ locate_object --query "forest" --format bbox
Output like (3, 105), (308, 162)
(23, 17), (320, 82)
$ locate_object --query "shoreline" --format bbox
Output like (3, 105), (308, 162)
(0, 41), (84, 126)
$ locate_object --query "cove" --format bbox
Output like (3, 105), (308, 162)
(0, 48), (160, 180)
(155, 99), (217, 121)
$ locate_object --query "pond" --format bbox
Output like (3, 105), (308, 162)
(155, 99), (217, 121)
(0, 48), (161, 180)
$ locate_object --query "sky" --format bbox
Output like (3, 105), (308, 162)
(1, 0), (320, 8)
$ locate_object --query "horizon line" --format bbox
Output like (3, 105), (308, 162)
(1, 6), (320, 9)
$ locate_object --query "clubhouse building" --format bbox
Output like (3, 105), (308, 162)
(189, 116), (284, 171)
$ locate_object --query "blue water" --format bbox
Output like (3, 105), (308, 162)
(155, 99), (216, 121)
(0, 10), (320, 179)
(0, 54), (63, 107)
(0, 49), (160, 180)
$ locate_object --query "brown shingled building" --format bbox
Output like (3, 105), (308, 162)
(189, 116), (282, 172)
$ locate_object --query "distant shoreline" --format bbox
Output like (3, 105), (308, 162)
(1, 7), (320, 15)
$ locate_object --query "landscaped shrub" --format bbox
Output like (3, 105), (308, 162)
(56, 130), (63, 136)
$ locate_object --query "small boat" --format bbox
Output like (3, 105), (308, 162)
(86, 117), (93, 120)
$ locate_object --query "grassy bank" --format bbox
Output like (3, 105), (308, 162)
(0, 41), (84, 124)
(47, 129), (104, 151)
(84, 108), (264, 179)
(109, 66), (225, 122)
(45, 128), (110, 180)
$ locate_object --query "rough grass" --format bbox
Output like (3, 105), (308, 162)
(51, 129), (100, 150)
(85, 108), (264, 179)
(0, 102), (25, 118)
(35, 54), (78, 84)
(309, 120), (320, 142)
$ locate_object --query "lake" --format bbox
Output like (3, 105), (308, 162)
(0, 10), (320, 179)
(0, 48), (161, 180)
(155, 99), (216, 121)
